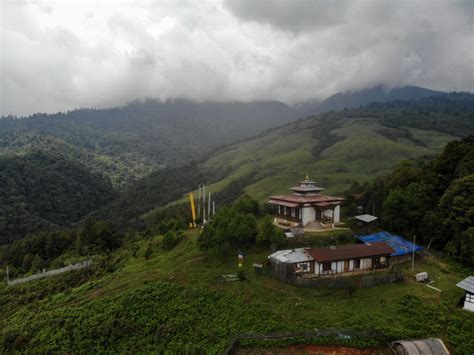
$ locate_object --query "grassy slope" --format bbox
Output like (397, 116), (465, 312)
(1, 231), (473, 353)
(194, 116), (455, 203)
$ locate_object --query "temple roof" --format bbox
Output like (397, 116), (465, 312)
(267, 175), (344, 206)
(268, 194), (344, 205)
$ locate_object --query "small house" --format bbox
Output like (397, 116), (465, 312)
(456, 276), (474, 312)
(268, 242), (394, 277)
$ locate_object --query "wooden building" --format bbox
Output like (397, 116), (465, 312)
(267, 175), (344, 229)
(268, 242), (394, 277)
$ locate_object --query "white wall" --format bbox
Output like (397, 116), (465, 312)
(337, 261), (343, 273)
(323, 209), (333, 220)
(314, 262), (320, 275)
(361, 258), (372, 269)
(334, 205), (340, 223)
(464, 293), (474, 312)
(349, 260), (354, 271)
(302, 207), (315, 225)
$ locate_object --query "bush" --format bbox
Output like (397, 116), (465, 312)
(162, 231), (183, 251)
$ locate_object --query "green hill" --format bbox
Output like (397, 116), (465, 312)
(108, 93), (473, 223)
(201, 94), (473, 203)
(0, 100), (296, 188)
(0, 152), (115, 244)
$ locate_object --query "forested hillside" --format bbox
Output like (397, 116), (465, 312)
(1, 86), (446, 188)
(344, 134), (474, 265)
(0, 153), (115, 244)
(112, 93), (473, 223)
(0, 100), (295, 187)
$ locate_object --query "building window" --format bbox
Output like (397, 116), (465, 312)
(323, 262), (331, 271)
(299, 209), (302, 220)
(467, 292), (474, 303)
(354, 259), (360, 269)
(291, 208), (295, 217)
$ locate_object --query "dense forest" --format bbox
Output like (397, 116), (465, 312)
(0, 86), (448, 188)
(0, 100), (296, 187)
(0, 153), (115, 244)
(344, 135), (474, 265)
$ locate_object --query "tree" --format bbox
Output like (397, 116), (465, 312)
(233, 195), (260, 216)
(439, 175), (474, 238)
(197, 225), (219, 251)
(162, 231), (178, 250)
(143, 243), (153, 259)
(31, 254), (44, 272)
(257, 216), (283, 247)
(227, 213), (258, 246)
(382, 183), (433, 238)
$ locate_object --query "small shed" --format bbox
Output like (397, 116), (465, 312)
(354, 214), (378, 226)
(456, 276), (474, 312)
(391, 338), (450, 355)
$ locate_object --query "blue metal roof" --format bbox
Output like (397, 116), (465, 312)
(357, 231), (423, 256)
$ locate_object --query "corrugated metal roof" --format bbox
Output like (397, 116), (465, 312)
(268, 248), (313, 263)
(457, 276), (474, 293)
(391, 338), (450, 355)
(307, 242), (394, 263)
(355, 214), (378, 223)
(357, 231), (423, 257)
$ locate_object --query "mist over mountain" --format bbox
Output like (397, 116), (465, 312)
(0, 85), (463, 188)
(295, 85), (443, 116)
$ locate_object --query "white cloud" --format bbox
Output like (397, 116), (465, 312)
(1, 0), (473, 115)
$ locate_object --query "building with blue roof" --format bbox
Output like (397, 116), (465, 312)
(357, 231), (423, 262)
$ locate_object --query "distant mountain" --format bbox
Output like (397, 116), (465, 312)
(0, 152), (115, 244)
(296, 85), (443, 116)
(106, 93), (474, 222)
(0, 100), (295, 188)
(0, 85), (451, 189)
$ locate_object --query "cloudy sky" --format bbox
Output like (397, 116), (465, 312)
(1, 0), (473, 116)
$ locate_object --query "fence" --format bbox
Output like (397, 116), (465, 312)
(7, 260), (93, 286)
(268, 260), (404, 289)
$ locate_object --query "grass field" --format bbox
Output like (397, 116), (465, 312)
(1, 230), (473, 353)
(195, 116), (456, 204)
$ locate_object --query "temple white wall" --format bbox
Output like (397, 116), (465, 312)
(302, 207), (315, 225)
(334, 205), (340, 223)
(323, 209), (333, 219)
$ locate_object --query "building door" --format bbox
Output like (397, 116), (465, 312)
(344, 260), (349, 272)
(315, 209), (321, 220)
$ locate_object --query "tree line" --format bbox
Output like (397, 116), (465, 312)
(343, 135), (474, 265)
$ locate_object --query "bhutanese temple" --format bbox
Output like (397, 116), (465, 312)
(267, 175), (344, 230)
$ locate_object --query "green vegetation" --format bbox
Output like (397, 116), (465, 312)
(344, 135), (474, 266)
(0, 152), (115, 244)
(1, 93), (474, 352)
(189, 93), (473, 206)
(0, 100), (295, 188)
(1, 231), (473, 353)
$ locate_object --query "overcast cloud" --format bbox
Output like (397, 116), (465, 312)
(1, 0), (473, 116)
